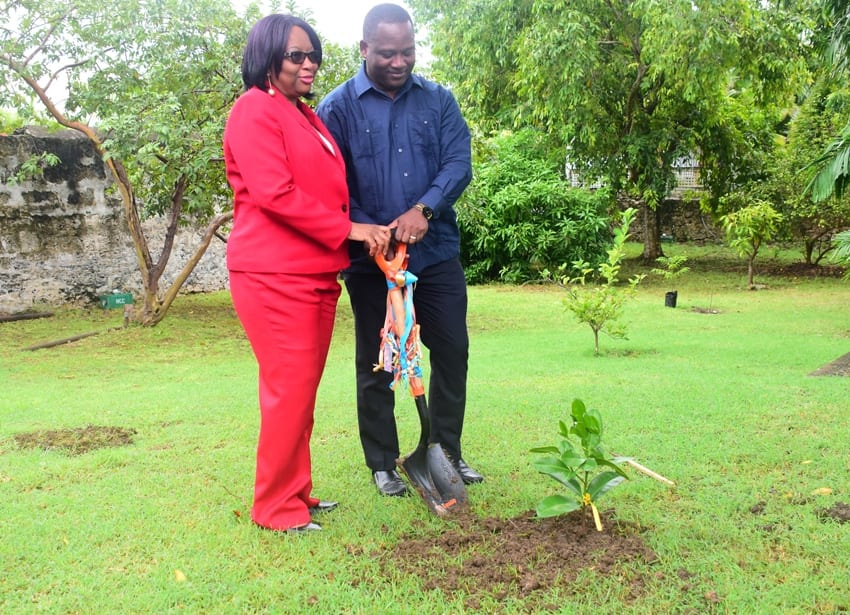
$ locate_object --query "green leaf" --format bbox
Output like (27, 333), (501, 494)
(586, 472), (627, 500)
(535, 495), (582, 518)
(531, 457), (570, 475)
(596, 457), (630, 479)
(584, 409), (602, 434)
(570, 398), (587, 422)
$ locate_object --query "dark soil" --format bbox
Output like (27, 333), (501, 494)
(764, 262), (846, 278)
(809, 352), (850, 377)
(691, 306), (721, 314)
(386, 508), (658, 608)
(13, 424), (136, 455)
(817, 501), (850, 524)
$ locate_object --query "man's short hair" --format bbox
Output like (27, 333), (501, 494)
(363, 3), (413, 41)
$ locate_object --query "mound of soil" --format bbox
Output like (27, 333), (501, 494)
(386, 508), (657, 608)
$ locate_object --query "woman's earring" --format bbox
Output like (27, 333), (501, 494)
(266, 74), (275, 96)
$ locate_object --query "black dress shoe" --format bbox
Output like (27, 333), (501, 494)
(286, 522), (322, 534)
(454, 459), (484, 484)
(373, 470), (408, 497)
(309, 501), (338, 515)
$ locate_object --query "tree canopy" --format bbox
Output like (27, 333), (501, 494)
(1, 0), (360, 324)
(409, 0), (813, 260)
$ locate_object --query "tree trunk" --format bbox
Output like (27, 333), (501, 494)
(804, 239), (815, 266)
(747, 255), (755, 289)
(136, 211), (234, 326)
(11, 62), (232, 327)
(640, 200), (664, 262)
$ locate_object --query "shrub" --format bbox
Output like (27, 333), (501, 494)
(458, 129), (612, 283)
(545, 207), (645, 355)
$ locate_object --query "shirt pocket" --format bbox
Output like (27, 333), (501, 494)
(408, 113), (440, 169)
(352, 119), (386, 162)
(350, 119), (387, 214)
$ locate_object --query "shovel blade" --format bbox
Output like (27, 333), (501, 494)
(400, 442), (468, 517)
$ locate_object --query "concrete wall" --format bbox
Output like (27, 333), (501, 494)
(0, 128), (228, 314)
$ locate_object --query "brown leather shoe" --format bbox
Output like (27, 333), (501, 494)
(373, 470), (408, 496)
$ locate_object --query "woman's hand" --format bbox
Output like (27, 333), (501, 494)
(349, 222), (392, 257)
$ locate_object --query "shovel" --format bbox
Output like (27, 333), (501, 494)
(374, 242), (468, 516)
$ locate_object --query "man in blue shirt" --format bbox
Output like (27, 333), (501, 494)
(317, 2), (483, 497)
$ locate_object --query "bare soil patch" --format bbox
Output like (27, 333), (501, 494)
(809, 352), (850, 377)
(385, 508), (657, 608)
(818, 501), (850, 524)
(764, 262), (846, 278)
(13, 424), (136, 455)
(691, 306), (721, 314)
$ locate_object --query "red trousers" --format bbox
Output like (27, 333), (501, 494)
(229, 271), (341, 530)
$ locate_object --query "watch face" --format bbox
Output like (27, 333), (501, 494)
(423, 206), (434, 220)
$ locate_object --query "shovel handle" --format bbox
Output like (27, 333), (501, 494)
(374, 243), (407, 281)
(376, 242), (409, 338)
(375, 243), (423, 397)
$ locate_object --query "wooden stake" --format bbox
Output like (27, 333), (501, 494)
(624, 458), (676, 487)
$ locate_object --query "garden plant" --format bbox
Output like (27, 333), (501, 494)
(530, 398), (629, 531)
(651, 254), (690, 308)
(545, 207), (646, 354)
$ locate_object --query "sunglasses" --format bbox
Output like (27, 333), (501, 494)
(283, 50), (322, 65)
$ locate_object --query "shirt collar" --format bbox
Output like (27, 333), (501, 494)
(353, 62), (422, 99)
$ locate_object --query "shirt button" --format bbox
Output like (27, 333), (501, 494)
(403, 172), (409, 177)
(341, 204), (348, 212)
(398, 148), (403, 153)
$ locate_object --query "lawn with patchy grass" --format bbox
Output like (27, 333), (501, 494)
(1, 244), (848, 613)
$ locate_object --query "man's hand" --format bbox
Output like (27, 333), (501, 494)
(390, 207), (429, 244)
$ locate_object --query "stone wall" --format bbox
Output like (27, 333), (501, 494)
(628, 199), (723, 244)
(0, 128), (228, 314)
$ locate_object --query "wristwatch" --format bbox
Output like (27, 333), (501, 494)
(413, 203), (434, 220)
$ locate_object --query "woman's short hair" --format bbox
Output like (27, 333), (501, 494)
(241, 14), (322, 91)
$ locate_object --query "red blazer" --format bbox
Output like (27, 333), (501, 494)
(224, 87), (351, 274)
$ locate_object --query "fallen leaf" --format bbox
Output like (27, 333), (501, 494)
(174, 569), (187, 583)
(801, 460), (813, 465)
(811, 487), (833, 496)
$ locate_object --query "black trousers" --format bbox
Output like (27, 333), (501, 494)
(343, 257), (469, 471)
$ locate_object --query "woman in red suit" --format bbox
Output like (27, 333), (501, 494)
(224, 14), (391, 533)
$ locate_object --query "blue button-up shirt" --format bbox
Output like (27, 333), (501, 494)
(317, 64), (472, 273)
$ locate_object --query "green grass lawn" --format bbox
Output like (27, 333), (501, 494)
(1, 244), (849, 613)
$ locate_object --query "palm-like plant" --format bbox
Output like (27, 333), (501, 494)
(809, 0), (850, 201)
